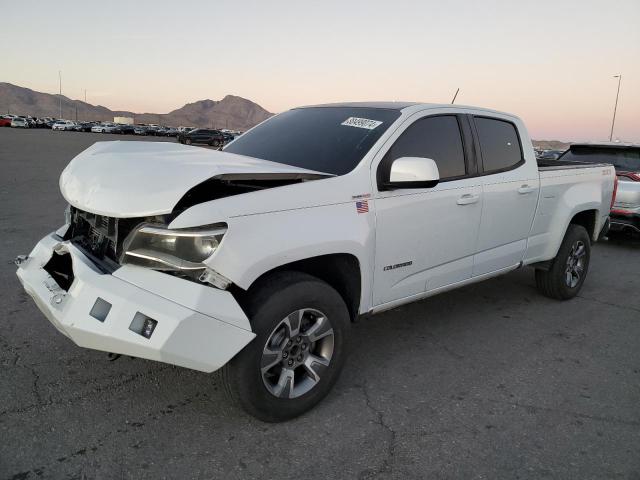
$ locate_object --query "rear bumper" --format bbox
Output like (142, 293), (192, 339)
(610, 209), (640, 233)
(15, 233), (255, 372)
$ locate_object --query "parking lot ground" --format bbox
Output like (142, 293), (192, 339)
(1, 128), (639, 479)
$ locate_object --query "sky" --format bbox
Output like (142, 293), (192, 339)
(1, 0), (638, 142)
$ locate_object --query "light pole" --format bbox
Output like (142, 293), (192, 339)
(609, 74), (621, 141)
(58, 70), (62, 119)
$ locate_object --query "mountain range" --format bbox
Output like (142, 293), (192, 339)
(0, 82), (273, 131)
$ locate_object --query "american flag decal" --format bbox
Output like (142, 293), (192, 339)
(356, 200), (369, 214)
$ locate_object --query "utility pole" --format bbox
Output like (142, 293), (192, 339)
(58, 70), (62, 119)
(609, 74), (622, 141)
(451, 88), (460, 104)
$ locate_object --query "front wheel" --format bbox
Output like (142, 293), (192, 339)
(221, 271), (350, 422)
(535, 224), (591, 300)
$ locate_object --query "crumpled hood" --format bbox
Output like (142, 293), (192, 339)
(59, 141), (329, 217)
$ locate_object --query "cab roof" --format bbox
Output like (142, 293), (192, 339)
(296, 101), (518, 119)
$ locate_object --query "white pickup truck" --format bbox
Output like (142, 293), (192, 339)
(16, 102), (616, 421)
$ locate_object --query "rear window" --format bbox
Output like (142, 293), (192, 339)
(224, 107), (401, 175)
(559, 147), (640, 172)
(474, 117), (523, 172)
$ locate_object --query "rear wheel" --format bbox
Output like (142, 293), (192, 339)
(185, 138), (192, 145)
(221, 271), (350, 422)
(535, 224), (591, 300)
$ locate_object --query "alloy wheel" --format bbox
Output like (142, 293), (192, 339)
(261, 308), (334, 399)
(565, 240), (586, 288)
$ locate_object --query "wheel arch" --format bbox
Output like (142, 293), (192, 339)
(569, 209), (598, 241)
(232, 253), (362, 322)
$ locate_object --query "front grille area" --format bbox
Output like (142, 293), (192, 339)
(65, 207), (165, 269)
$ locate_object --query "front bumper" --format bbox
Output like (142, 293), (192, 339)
(15, 233), (255, 372)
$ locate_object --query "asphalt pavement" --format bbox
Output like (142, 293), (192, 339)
(1, 128), (639, 479)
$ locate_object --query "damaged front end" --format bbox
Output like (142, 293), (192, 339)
(64, 207), (231, 289)
(57, 142), (332, 290)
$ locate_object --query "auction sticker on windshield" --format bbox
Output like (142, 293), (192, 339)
(341, 117), (383, 130)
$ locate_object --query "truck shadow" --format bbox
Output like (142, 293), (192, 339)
(604, 231), (640, 249)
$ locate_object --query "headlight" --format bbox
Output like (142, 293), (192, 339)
(121, 224), (226, 273)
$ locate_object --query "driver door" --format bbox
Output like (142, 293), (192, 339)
(372, 114), (483, 306)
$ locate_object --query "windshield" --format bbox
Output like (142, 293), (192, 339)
(224, 107), (401, 175)
(559, 146), (640, 172)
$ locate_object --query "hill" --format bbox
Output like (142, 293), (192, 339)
(0, 82), (273, 131)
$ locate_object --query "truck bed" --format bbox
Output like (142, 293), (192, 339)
(537, 159), (611, 171)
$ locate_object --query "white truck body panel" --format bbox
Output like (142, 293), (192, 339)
(60, 141), (330, 218)
(16, 103), (616, 372)
(524, 167), (614, 263)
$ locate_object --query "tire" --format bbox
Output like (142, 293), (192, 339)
(221, 271), (350, 422)
(213, 139), (221, 148)
(535, 224), (591, 300)
(185, 138), (192, 145)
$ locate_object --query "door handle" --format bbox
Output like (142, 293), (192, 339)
(518, 185), (536, 194)
(456, 193), (480, 205)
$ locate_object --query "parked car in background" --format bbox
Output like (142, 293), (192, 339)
(0, 116), (12, 127)
(16, 102), (616, 421)
(74, 122), (95, 132)
(538, 149), (565, 161)
(134, 125), (148, 135)
(11, 117), (30, 128)
(164, 127), (179, 137)
(91, 123), (121, 134)
(222, 132), (235, 143)
(52, 120), (76, 131)
(177, 128), (225, 146)
(556, 143), (640, 234)
(119, 124), (136, 135)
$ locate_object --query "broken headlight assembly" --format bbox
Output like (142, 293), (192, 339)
(120, 224), (231, 288)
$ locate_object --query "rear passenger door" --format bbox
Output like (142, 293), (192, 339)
(471, 116), (539, 276)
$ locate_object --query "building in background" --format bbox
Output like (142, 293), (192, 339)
(114, 116), (134, 125)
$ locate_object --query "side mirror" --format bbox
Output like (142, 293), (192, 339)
(383, 157), (440, 190)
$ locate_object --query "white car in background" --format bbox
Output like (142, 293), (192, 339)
(91, 123), (119, 134)
(52, 120), (76, 131)
(11, 117), (30, 128)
